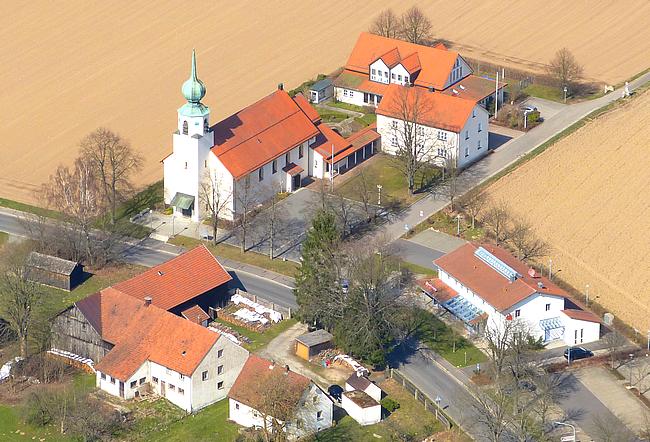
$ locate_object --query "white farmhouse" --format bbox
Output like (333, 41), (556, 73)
(334, 32), (505, 110)
(376, 84), (489, 169)
(163, 51), (379, 222)
(228, 354), (333, 439)
(90, 288), (248, 412)
(419, 243), (601, 346)
(341, 390), (381, 426)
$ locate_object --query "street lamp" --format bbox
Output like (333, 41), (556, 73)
(554, 421), (576, 441)
(456, 214), (462, 236)
(563, 86), (568, 103)
(376, 184), (382, 206)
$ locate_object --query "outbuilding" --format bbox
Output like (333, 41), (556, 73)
(345, 373), (383, 402)
(308, 78), (333, 104)
(341, 390), (381, 426)
(25, 252), (83, 291)
(295, 330), (333, 361)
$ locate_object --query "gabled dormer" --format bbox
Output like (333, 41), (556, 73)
(444, 55), (472, 89)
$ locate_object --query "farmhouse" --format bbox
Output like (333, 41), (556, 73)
(420, 243), (601, 346)
(228, 354), (333, 439)
(376, 84), (489, 169)
(334, 32), (505, 110)
(25, 252), (83, 291)
(162, 51), (379, 222)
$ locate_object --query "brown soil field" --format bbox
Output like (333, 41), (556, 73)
(487, 89), (650, 332)
(0, 1), (649, 205)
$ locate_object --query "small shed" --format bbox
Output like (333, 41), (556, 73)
(345, 373), (383, 402)
(181, 304), (210, 327)
(309, 78), (333, 104)
(25, 252), (83, 291)
(342, 390), (381, 426)
(295, 329), (333, 360)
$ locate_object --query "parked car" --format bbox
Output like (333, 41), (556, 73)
(328, 384), (343, 402)
(564, 347), (593, 361)
(520, 104), (538, 113)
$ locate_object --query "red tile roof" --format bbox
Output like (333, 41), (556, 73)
(441, 74), (507, 102)
(181, 304), (210, 325)
(293, 93), (322, 123)
(415, 278), (459, 303)
(400, 52), (421, 73)
(313, 123), (351, 160)
(376, 47), (402, 68)
(325, 124), (381, 164)
(228, 354), (311, 412)
(282, 162), (304, 176)
(335, 70), (389, 96)
(434, 243), (567, 312)
(92, 288), (220, 381)
(112, 245), (231, 311)
(562, 309), (601, 323)
(211, 90), (320, 179)
(345, 32), (460, 90)
(377, 84), (477, 133)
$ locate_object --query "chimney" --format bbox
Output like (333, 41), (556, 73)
(144, 296), (152, 307)
(428, 86), (434, 93)
(537, 281), (544, 289)
(278, 83), (284, 91)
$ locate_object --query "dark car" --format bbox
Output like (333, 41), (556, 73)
(328, 384), (344, 402)
(564, 347), (593, 361)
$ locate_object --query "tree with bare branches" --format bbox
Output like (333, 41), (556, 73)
(368, 9), (401, 39)
(233, 177), (259, 253)
(444, 153), (460, 212)
(399, 6), (433, 44)
(356, 169), (375, 221)
(388, 86), (439, 195)
(459, 188), (488, 229)
(547, 48), (583, 94)
(79, 128), (143, 225)
(507, 217), (550, 261)
(482, 200), (512, 245)
(604, 330), (627, 369)
(199, 170), (232, 245)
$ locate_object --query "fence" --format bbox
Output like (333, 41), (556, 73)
(234, 288), (292, 319)
(390, 368), (452, 430)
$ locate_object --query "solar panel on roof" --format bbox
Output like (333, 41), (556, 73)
(474, 247), (520, 282)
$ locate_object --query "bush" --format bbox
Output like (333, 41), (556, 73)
(381, 397), (400, 412)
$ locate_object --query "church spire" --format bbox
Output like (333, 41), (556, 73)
(179, 49), (209, 119)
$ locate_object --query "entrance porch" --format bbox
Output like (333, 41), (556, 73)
(283, 163), (304, 192)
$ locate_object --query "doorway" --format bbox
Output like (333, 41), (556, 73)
(161, 381), (166, 397)
(119, 381), (125, 398)
(292, 174), (301, 191)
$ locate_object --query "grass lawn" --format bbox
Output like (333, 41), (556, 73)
(336, 154), (440, 207)
(418, 310), (486, 368)
(405, 211), (485, 242)
(354, 114), (376, 127)
(0, 197), (62, 220)
(0, 232), (7, 247)
(214, 318), (298, 352)
(329, 101), (368, 113)
(400, 261), (437, 278)
(313, 378), (444, 442)
(523, 83), (564, 102)
(168, 235), (299, 278)
(315, 107), (348, 124)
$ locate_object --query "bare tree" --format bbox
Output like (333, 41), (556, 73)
(356, 169), (375, 221)
(79, 128), (143, 225)
(547, 48), (583, 94)
(507, 217), (550, 261)
(469, 384), (511, 442)
(332, 194), (354, 237)
(399, 6), (433, 45)
(534, 372), (567, 429)
(629, 357), (650, 394)
(369, 9), (401, 39)
(484, 319), (533, 381)
(388, 86), (438, 195)
(199, 170), (232, 245)
(233, 177), (259, 253)
(591, 412), (635, 442)
(604, 330), (627, 369)
(459, 188), (488, 229)
(444, 153), (460, 212)
(482, 200), (512, 245)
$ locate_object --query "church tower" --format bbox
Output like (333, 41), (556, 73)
(177, 49), (211, 137)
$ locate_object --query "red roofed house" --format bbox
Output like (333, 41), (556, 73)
(376, 83), (489, 169)
(334, 32), (505, 110)
(54, 288), (248, 412)
(163, 52), (379, 222)
(429, 243), (601, 346)
(228, 354), (333, 439)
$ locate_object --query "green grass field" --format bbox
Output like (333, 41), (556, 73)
(405, 211), (486, 241)
(0, 232), (7, 247)
(418, 311), (486, 368)
(354, 114), (376, 127)
(523, 83), (564, 102)
(315, 107), (348, 123)
(214, 318), (298, 352)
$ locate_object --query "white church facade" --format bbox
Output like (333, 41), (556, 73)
(163, 52), (379, 222)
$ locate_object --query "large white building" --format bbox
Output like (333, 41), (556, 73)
(334, 32), (505, 110)
(376, 83), (489, 169)
(419, 243), (601, 346)
(228, 354), (333, 440)
(163, 51), (379, 222)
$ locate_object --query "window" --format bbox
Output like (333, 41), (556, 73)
(218, 349), (223, 358)
(110, 377), (115, 385)
(545, 303), (551, 311)
(472, 109), (476, 118)
(371, 68), (376, 76)
(204, 119), (209, 133)
(299, 145), (304, 158)
(202, 370), (209, 381)
(169, 384), (175, 391)
(258, 167), (264, 181)
(515, 309), (521, 318)
(204, 159), (207, 168)
(478, 140), (482, 149)
(465, 130), (469, 140)
(152, 377), (158, 383)
(272, 159), (277, 174)
(313, 395), (318, 404)
(343, 89), (348, 97)
(390, 136), (398, 148)
(235, 403), (240, 410)
(178, 388), (184, 395)
(437, 131), (448, 141)
(398, 74), (402, 82)
(317, 410), (323, 420)
(217, 381), (224, 390)
(363, 92), (369, 103)
(101, 373), (106, 380)
(130, 381), (137, 389)
(285, 152), (290, 165)
(182, 120), (188, 135)
(464, 146), (469, 157)
(184, 162), (188, 169)
(438, 148), (446, 157)
(391, 73), (396, 80)
(391, 120), (398, 130)
(179, 374), (184, 380)
(139, 377), (146, 385)
(217, 365), (224, 375)
(348, 90), (354, 98)
(416, 126), (425, 136)
(478, 122), (482, 132)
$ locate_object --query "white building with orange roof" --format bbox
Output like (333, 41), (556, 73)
(162, 51), (379, 222)
(419, 243), (601, 346)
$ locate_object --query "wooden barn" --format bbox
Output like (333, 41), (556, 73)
(295, 329), (333, 360)
(26, 252), (83, 291)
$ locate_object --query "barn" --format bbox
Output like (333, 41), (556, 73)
(25, 252), (83, 291)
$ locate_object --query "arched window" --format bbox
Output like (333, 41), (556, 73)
(182, 120), (188, 135)
(204, 119), (209, 133)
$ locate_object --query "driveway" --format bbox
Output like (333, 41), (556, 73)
(523, 96), (568, 120)
(394, 229), (466, 270)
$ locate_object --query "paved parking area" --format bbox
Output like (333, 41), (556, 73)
(523, 96), (568, 120)
(409, 229), (466, 253)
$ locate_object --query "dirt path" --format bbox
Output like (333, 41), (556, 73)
(257, 322), (350, 387)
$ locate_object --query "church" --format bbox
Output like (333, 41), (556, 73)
(162, 51), (380, 222)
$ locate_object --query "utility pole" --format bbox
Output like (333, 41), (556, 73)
(330, 143), (334, 192)
(494, 71), (499, 118)
(585, 284), (590, 306)
(548, 258), (553, 280)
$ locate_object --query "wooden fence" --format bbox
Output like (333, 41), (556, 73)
(234, 289), (292, 319)
(390, 368), (452, 430)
